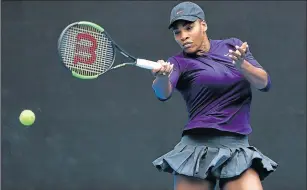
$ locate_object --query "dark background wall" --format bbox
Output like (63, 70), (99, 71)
(1, 1), (306, 190)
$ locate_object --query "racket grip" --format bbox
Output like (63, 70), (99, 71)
(136, 59), (161, 70)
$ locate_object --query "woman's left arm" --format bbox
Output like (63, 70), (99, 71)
(237, 60), (270, 90)
(229, 41), (271, 92)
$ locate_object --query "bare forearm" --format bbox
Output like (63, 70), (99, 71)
(152, 76), (173, 99)
(239, 60), (269, 90)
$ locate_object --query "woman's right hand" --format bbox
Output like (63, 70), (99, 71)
(152, 60), (174, 77)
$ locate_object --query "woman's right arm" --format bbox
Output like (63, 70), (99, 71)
(152, 75), (173, 100)
(152, 60), (179, 101)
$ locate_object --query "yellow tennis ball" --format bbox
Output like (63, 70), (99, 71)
(19, 110), (35, 126)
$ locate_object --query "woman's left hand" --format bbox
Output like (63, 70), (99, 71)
(228, 42), (248, 68)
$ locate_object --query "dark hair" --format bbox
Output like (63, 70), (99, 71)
(169, 20), (196, 30)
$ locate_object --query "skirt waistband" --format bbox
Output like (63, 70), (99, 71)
(181, 130), (249, 148)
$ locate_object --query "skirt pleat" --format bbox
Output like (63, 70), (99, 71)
(153, 134), (278, 181)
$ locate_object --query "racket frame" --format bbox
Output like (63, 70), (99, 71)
(58, 21), (160, 79)
(58, 21), (136, 79)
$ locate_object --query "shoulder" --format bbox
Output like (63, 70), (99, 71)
(167, 51), (185, 62)
(166, 51), (189, 71)
(211, 37), (244, 47)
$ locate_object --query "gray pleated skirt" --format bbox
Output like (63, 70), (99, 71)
(152, 130), (278, 182)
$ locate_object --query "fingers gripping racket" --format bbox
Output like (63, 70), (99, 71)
(58, 21), (161, 79)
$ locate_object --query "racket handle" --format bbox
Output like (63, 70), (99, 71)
(136, 59), (161, 70)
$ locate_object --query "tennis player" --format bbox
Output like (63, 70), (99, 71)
(151, 2), (278, 190)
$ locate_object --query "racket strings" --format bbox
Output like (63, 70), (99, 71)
(60, 25), (115, 76)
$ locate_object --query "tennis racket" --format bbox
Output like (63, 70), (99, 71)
(57, 21), (162, 79)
